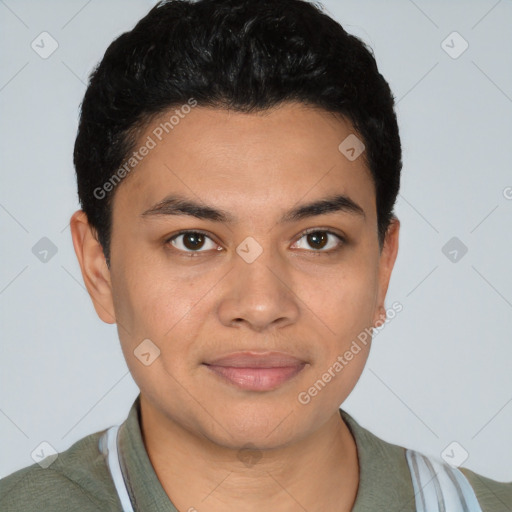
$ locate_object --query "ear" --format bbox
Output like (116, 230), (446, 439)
(69, 210), (116, 324)
(372, 216), (400, 326)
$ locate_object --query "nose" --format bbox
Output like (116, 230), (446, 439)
(217, 241), (300, 333)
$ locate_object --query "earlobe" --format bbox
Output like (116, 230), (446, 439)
(69, 210), (116, 324)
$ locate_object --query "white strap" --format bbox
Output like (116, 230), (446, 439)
(99, 425), (135, 512)
(406, 448), (483, 512)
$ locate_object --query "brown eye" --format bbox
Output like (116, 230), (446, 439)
(292, 230), (344, 252)
(307, 231), (328, 250)
(168, 231), (218, 253)
(182, 232), (205, 250)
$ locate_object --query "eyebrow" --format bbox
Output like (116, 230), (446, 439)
(140, 193), (366, 223)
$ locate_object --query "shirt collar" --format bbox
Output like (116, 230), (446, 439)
(117, 395), (415, 511)
(118, 396), (178, 511)
(339, 408), (416, 511)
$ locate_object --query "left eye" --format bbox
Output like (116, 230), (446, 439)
(292, 230), (344, 252)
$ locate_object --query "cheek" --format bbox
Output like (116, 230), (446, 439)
(110, 268), (200, 398)
(110, 256), (218, 375)
(311, 259), (379, 338)
(298, 256), (378, 397)
(112, 252), (197, 335)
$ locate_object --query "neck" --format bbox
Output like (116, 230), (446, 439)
(140, 399), (360, 512)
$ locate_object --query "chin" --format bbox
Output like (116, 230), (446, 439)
(200, 399), (304, 448)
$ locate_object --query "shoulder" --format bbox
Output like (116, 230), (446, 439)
(406, 448), (511, 512)
(459, 466), (512, 511)
(339, 408), (511, 511)
(0, 430), (121, 512)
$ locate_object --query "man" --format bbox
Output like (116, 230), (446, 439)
(1, 0), (510, 510)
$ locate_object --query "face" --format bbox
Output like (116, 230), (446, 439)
(71, 102), (399, 450)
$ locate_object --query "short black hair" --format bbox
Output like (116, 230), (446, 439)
(73, 0), (402, 267)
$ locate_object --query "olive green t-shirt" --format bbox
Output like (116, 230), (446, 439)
(1, 396), (510, 511)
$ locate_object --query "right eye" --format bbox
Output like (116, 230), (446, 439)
(165, 230), (221, 255)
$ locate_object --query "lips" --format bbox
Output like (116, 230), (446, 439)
(203, 351), (307, 391)
(204, 351), (306, 368)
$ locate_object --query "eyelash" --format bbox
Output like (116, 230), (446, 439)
(164, 228), (346, 257)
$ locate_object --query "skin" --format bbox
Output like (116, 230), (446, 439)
(70, 101), (400, 512)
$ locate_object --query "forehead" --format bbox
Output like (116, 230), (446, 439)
(112, 102), (375, 222)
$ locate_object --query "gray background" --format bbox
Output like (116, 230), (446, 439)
(1, 0), (511, 482)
